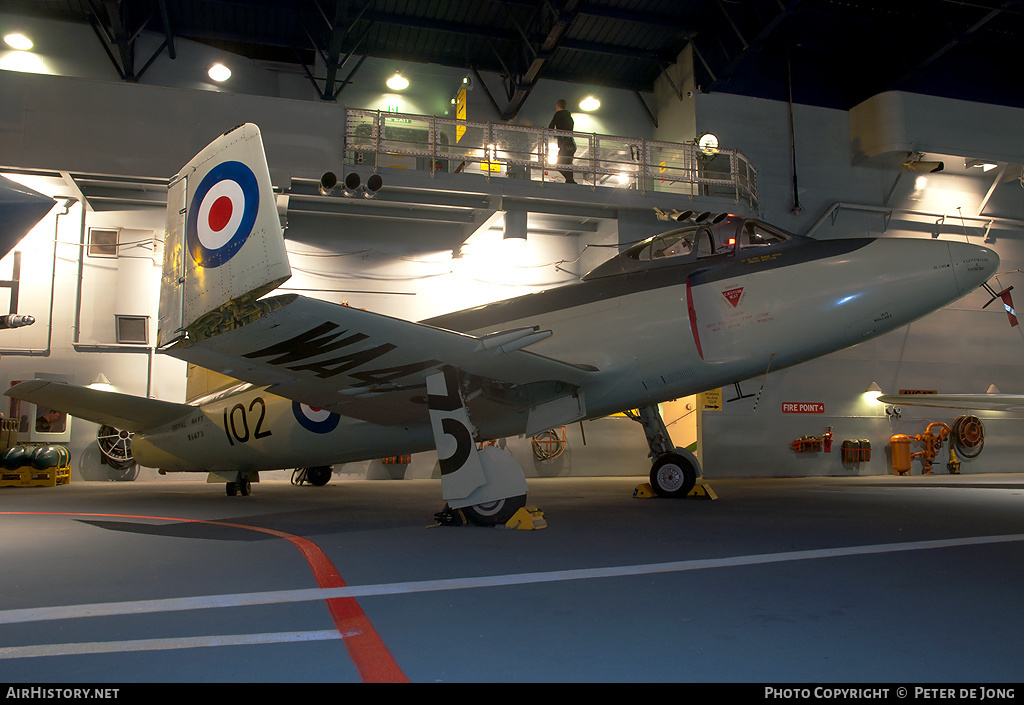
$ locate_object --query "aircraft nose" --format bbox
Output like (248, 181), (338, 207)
(948, 241), (1000, 296)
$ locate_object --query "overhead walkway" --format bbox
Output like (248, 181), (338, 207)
(343, 108), (759, 210)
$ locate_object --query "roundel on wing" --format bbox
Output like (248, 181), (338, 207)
(292, 402), (341, 434)
(186, 160), (259, 268)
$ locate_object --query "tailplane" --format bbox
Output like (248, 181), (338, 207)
(158, 124), (291, 349)
(5, 380), (193, 433)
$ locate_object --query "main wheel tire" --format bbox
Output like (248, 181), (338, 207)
(650, 452), (698, 498)
(306, 465), (332, 486)
(462, 494), (528, 527)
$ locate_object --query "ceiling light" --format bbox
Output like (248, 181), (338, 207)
(902, 158), (943, 173)
(579, 96), (600, 111)
(967, 159), (999, 172)
(387, 72), (409, 90)
(208, 63), (231, 82)
(88, 373), (115, 392)
(0, 50), (46, 74)
(4, 33), (33, 51)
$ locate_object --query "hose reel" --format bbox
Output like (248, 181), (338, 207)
(950, 414), (985, 459)
(531, 427), (567, 461)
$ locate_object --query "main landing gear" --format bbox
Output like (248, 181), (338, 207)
(210, 471), (258, 497)
(225, 478), (251, 496)
(628, 405), (702, 498)
(292, 465), (332, 486)
(427, 369), (537, 527)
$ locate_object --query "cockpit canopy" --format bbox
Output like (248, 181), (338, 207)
(582, 215), (799, 280)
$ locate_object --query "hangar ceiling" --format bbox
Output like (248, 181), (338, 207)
(3, 0), (1024, 114)
(4, 1), (1024, 236)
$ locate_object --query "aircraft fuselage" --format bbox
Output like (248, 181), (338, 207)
(133, 230), (997, 474)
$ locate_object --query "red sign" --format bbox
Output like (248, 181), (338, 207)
(782, 402), (825, 414)
(722, 287), (744, 308)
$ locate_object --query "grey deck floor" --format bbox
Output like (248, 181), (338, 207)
(1, 473), (1022, 683)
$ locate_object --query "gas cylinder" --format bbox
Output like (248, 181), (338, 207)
(891, 434), (913, 475)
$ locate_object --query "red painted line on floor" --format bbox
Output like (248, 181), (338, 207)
(0, 511), (408, 683)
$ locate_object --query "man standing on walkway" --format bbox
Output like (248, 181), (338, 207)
(548, 99), (577, 184)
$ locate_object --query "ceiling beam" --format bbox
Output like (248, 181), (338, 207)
(895, 2), (1008, 87)
(500, 0), (583, 121)
(85, 0), (172, 82)
(702, 0), (801, 93)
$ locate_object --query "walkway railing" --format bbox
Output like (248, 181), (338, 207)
(344, 109), (758, 209)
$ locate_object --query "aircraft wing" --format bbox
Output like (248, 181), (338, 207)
(155, 123), (594, 429)
(5, 380), (194, 432)
(162, 293), (596, 425)
(878, 393), (1024, 412)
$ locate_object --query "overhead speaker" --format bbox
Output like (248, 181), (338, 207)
(318, 171), (338, 196)
(343, 172), (361, 196)
(363, 173), (383, 198)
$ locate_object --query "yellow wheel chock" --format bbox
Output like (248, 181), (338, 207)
(633, 481), (717, 500)
(504, 506), (547, 530)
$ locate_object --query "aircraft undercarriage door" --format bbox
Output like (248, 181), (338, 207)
(426, 369), (528, 526)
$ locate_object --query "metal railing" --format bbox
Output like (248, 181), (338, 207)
(344, 109), (758, 209)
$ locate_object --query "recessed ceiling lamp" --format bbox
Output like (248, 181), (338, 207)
(579, 95), (600, 111)
(208, 63), (231, 82)
(386, 72), (409, 90)
(967, 160), (999, 172)
(4, 33), (33, 50)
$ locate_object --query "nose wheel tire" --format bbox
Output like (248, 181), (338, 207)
(650, 452), (698, 498)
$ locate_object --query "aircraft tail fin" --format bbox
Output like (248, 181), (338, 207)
(158, 123), (291, 350)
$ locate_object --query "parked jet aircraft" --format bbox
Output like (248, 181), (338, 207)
(5, 124), (1000, 524)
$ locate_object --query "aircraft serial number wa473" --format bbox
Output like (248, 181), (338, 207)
(6, 124), (999, 525)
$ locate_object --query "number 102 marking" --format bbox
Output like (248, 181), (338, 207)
(223, 396), (273, 445)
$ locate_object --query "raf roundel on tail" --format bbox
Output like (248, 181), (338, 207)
(186, 160), (259, 268)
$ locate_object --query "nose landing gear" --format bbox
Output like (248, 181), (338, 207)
(627, 405), (703, 498)
(651, 452), (699, 497)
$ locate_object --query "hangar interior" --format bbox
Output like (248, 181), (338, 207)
(1, 1), (1023, 484)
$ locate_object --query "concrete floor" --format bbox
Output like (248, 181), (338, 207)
(1, 472), (1023, 683)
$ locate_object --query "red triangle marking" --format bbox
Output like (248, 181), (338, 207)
(723, 287), (744, 307)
